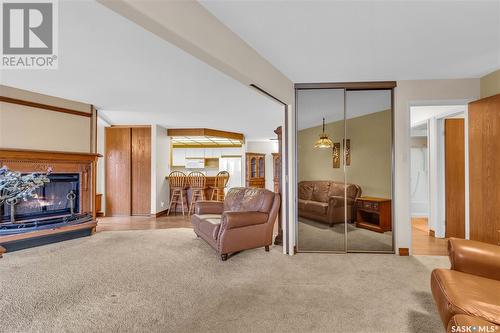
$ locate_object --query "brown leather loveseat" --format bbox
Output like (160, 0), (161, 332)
(298, 181), (361, 226)
(431, 238), (500, 332)
(191, 187), (280, 261)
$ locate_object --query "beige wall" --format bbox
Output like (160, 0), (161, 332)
(0, 85), (94, 153)
(298, 110), (392, 198)
(480, 69), (500, 98)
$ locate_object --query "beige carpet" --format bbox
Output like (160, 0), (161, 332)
(0, 228), (448, 333)
(299, 219), (393, 252)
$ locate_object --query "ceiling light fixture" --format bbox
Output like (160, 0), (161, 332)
(314, 117), (333, 149)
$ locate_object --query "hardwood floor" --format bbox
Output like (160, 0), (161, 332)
(98, 215), (448, 256)
(96, 215), (192, 232)
(412, 217), (448, 256)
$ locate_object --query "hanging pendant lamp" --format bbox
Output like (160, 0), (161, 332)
(314, 117), (333, 149)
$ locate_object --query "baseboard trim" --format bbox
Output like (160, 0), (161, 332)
(429, 229), (435, 237)
(155, 209), (169, 218)
(398, 248), (409, 256)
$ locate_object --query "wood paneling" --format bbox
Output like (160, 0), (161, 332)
(131, 127), (151, 215)
(445, 118), (465, 238)
(469, 94), (500, 244)
(105, 127), (131, 216)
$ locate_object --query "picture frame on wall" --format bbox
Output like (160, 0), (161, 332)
(332, 142), (341, 168)
(343, 139), (351, 166)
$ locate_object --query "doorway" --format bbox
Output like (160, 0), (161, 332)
(295, 82), (395, 253)
(409, 105), (468, 255)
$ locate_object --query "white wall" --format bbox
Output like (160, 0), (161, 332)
(394, 79), (480, 254)
(154, 125), (170, 214)
(96, 116), (110, 214)
(410, 145), (429, 217)
(245, 140), (279, 191)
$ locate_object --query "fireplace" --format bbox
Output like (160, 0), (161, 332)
(2, 173), (80, 223)
(0, 149), (100, 256)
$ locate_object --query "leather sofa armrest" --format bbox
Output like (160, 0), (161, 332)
(328, 196), (355, 208)
(328, 196), (344, 208)
(221, 211), (268, 230)
(195, 201), (223, 215)
(448, 238), (500, 281)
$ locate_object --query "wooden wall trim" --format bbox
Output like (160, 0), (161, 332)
(0, 96), (92, 118)
(398, 248), (409, 256)
(294, 81), (397, 90)
(167, 128), (244, 141)
(0, 148), (101, 162)
(155, 209), (168, 217)
(111, 125), (152, 128)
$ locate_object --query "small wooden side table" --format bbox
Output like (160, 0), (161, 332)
(356, 197), (392, 233)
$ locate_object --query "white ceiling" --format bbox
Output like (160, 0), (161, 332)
(297, 90), (391, 130)
(410, 105), (467, 127)
(0, 1), (283, 140)
(202, 0), (500, 82)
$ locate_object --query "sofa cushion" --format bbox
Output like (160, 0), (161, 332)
(192, 214), (221, 240)
(312, 181), (331, 202)
(305, 201), (329, 215)
(298, 182), (314, 200)
(431, 268), (500, 326)
(298, 199), (308, 211)
(224, 187), (275, 213)
(328, 182), (344, 197)
(327, 182), (361, 199)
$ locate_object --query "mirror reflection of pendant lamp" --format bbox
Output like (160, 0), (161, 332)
(314, 117), (333, 149)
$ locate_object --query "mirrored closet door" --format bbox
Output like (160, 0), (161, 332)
(296, 89), (346, 252)
(296, 84), (394, 253)
(345, 90), (393, 252)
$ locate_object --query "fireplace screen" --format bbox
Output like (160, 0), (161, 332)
(1, 173), (80, 223)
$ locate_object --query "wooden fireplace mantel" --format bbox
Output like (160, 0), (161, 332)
(0, 148), (101, 219)
(0, 149), (101, 255)
(0, 148), (101, 162)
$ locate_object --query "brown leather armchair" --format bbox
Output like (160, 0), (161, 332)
(431, 238), (500, 331)
(191, 187), (280, 261)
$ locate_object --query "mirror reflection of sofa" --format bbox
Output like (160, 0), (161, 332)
(298, 181), (362, 226)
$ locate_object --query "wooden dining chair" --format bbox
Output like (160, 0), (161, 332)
(167, 171), (188, 216)
(188, 171), (207, 214)
(210, 171), (230, 202)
